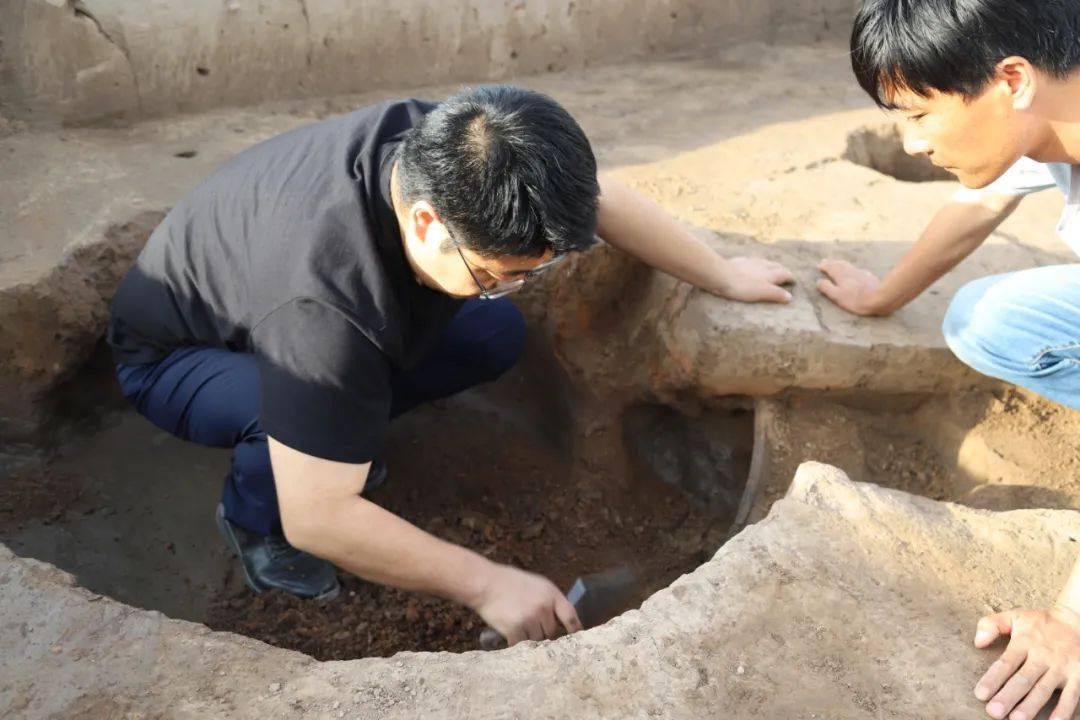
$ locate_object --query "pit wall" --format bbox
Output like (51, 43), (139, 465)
(1, 0), (853, 126)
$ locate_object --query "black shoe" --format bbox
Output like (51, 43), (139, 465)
(215, 504), (340, 601)
(363, 458), (389, 494)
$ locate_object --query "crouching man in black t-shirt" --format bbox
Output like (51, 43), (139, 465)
(108, 85), (794, 646)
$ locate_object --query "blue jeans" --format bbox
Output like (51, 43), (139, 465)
(943, 265), (1080, 409)
(116, 298), (525, 535)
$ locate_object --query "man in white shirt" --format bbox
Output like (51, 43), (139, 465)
(817, 2), (1080, 719)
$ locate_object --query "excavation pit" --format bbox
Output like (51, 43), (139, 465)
(844, 123), (955, 183)
(4, 328), (1079, 664)
(0, 346), (753, 660)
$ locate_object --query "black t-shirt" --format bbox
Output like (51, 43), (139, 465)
(108, 99), (462, 463)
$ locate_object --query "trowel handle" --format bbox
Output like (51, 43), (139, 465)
(478, 626), (508, 651)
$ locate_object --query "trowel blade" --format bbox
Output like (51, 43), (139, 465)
(566, 566), (637, 630)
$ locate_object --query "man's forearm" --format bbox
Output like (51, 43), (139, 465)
(866, 197), (1021, 315)
(596, 174), (733, 295)
(298, 495), (492, 608)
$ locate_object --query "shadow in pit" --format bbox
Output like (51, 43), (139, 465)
(622, 400), (754, 524)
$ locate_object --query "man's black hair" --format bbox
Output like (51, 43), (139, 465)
(397, 85), (599, 258)
(851, 0), (1080, 108)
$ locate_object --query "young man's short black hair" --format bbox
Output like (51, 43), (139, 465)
(397, 85), (599, 258)
(851, 0), (1080, 108)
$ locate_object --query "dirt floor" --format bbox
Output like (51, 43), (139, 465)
(202, 438), (726, 659)
(202, 355), (736, 660)
(0, 457), (87, 531)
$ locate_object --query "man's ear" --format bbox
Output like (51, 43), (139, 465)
(409, 201), (441, 245)
(997, 56), (1038, 111)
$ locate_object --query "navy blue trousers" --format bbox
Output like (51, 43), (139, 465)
(116, 298), (525, 535)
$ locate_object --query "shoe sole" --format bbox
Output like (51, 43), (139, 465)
(215, 504), (340, 603)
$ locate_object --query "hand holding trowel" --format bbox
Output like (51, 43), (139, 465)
(479, 566), (637, 650)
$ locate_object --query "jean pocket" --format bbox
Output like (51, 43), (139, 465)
(1030, 342), (1080, 373)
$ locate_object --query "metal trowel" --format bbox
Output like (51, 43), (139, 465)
(478, 566), (637, 650)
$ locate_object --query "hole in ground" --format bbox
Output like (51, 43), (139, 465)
(0, 337), (746, 660)
(5, 340), (1077, 660)
(744, 388), (1080, 526)
(844, 123), (954, 183)
(622, 400), (755, 522)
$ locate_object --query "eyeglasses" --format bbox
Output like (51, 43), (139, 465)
(452, 242), (566, 300)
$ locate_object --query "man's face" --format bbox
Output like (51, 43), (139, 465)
(402, 205), (558, 299)
(440, 241), (558, 299)
(889, 83), (1027, 189)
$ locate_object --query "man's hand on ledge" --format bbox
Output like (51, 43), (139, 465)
(714, 256), (795, 304)
(973, 605), (1080, 720)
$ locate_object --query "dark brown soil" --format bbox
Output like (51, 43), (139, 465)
(0, 456), (95, 531)
(204, 371), (733, 660)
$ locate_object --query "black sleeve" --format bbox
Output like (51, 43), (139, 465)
(252, 298), (391, 464)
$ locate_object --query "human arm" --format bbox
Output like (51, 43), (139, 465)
(253, 303), (581, 646)
(596, 173), (795, 304)
(971, 557), (1080, 720)
(816, 192), (1023, 317)
(270, 437), (582, 646)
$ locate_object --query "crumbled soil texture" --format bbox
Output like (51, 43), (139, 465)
(0, 455), (96, 531)
(205, 387), (730, 660)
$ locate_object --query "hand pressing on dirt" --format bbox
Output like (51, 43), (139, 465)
(593, 176), (794, 304)
(816, 259), (886, 316)
(717, 256), (795, 304)
(973, 605), (1080, 720)
(472, 563), (582, 646)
